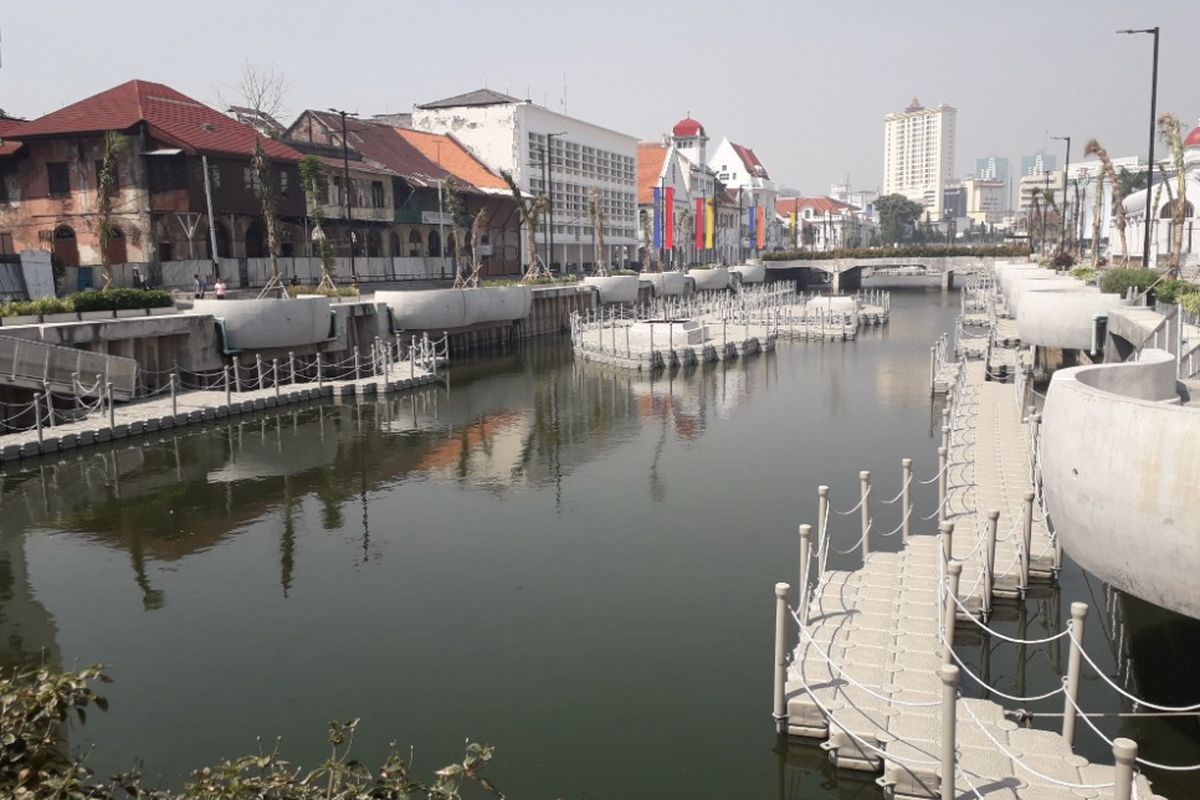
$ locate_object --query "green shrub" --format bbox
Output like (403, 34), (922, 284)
(1099, 268), (1160, 297)
(286, 285), (357, 298)
(1152, 279), (1200, 304)
(1070, 267), (1096, 283)
(0, 296), (74, 317)
(609, 269), (638, 276)
(71, 288), (174, 312)
(482, 275), (578, 287)
(1181, 292), (1200, 316)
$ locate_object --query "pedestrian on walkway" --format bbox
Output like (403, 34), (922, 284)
(193, 274), (206, 299)
(214, 278), (227, 300)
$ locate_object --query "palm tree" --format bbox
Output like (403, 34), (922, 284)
(1085, 139), (1129, 266)
(1157, 113), (1188, 275)
(442, 177), (467, 287)
(588, 188), (606, 275)
(464, 207), (491, 288)
(251, 139), (284, 297)
(1088, 170), (1106, 269)
(96, 131), (127, 290)
(298, 154), (335, 290)
(638, 209), (657, 271)
(1029, 188), (1044, 253)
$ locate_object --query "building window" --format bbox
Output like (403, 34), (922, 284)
(371, 181), (385, 208)
(47, 162), (70, 197)
(0, 167), (8, 203)
(280, 170), (289, 196)
(208, 163), (222, 188)
(0, 232), (12, 254)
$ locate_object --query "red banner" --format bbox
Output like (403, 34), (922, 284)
(664, 187), (675, 249)
(755, 206), (765, 249)
(695, 197), (705, 250)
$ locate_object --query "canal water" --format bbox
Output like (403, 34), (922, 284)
(1, 285), (1195, 799)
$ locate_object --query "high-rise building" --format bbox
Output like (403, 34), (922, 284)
(975, 156), (1010, 183)
(883, 98), (957, 218)
(1020, 153), (1057, 176)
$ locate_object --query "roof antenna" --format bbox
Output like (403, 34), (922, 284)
(562, 72), (567, 113)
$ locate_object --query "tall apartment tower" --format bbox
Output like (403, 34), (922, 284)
(883, 98), (957, 218)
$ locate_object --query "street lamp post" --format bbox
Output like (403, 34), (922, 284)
(329, 108), (358, 277)
(1051, 136), (1071, 258)
(1118, 27), (1160, 269)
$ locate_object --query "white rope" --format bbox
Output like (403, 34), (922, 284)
(1062, 689), (1200, 772)
(920, 495), (948, 521)
(831, 484), (870, 516)
(877, 476), (910, 505)
(946, 589), (1069, 645)
(878, 507), (910, 538)
(918, 461), (949, 484)
(1068, 629), (1200, 712)
(944, 637), (1066, 703)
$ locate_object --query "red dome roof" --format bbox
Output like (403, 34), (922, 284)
(1186, 126), (1200, 148)
(672, 116), (704, 137)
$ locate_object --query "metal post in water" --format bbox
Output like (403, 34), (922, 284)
(232, 356), (242, 393)
(256, 354), (264, 391)
(943, 560), (962, 665)
(170, 372), (177, 416)
(33, 393), (43, 442)
(107, 383), (114, 428)
(288, 351), (296, 384)
(901, 458), (912, 541)
(224, 366), (232, 406)
(1021, 490), (1034, 594)
(1112, 738), (1137, 800)
(929, 346), (936, 392)
(937, 446), (948, 523)
(1029, 412), (1041, 484)
(798, 524), (812, 625)
(1062, 602), (1089, 747)
(625, 322), (630, 358)
(273, 359), (280, 399)
(859, 470), (871, 559)
(353, 346), (361, 380)
(773, 582), (790, 732)
(817, 485), (830, 553)
(939, 664), (959, 800)
(984, 510), (999, 620)
(317, 353), (324, 388)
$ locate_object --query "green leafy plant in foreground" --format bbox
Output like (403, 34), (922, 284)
(0, 664), (502, 800)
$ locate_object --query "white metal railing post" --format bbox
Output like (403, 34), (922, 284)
(256, 354), (265, 391)
(798, 524), (812, 625)
(1062, 601), (1089, 747)
(1112, 738), (1137, 800)
(939, 521), (955, 566)
(859, 470), (871, 559)
(106, 382), (114, 427)
(939, 664), (959, 800)
(33, 393), (43, 442)
(288, 351), (296, 384)
(937, 446), (948, 523)
(817, 485), (830, 555)
(273, 359), (280, 400)
(232, 355), (242, 393)
(901, 458), (913, 541)
(1021, 490), (1034, 595)
(224, 366), (232, 406)
(1029, 412), (1041, 484)
(170, 372), (177, 416)
(316, 353), (324, 388)
(943, 560), (961, 665)
(353, 346), (361, 380)
(773, 581), (791, 732)
(984, 510), (999, 620)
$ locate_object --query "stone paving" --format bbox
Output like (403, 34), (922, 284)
(0, 361), (436, 463)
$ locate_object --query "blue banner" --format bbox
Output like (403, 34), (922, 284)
(747, 206), (757, 234)
(653, 187), (663, 248)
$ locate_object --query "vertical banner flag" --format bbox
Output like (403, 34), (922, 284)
(664, 187), (675, 250)
(789, 211), (797, 245)
(705, 199), (714, 250)
(756, 206), (766, 249)
(747, 207), (757, 236)
(652, 188), (662, 249)
(695, 197), (705, 250)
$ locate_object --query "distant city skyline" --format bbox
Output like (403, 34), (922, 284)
(1, 1), (1198, 196)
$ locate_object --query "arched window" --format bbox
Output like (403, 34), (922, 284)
(1161, 199), (1195, 219)
(428, 229), (441, 257)
(389, 231), (401, 256)
(103, 226), (127, 265)
(408, 229), (423, 256)
(244, 222), (266, 258)
(366, 229), (383, 257)
(52, 226), (79, 267)
(213, 221), (232, 258)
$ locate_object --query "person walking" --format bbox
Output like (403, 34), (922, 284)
(214, 278), (227, 300)
(193, 274), (206, 299)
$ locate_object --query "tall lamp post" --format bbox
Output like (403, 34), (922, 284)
(543, 131), (566, 274)
(1051, 135), (1071, 258)
(1118, 27), (1160, 269)
(329, 108), (358, 277)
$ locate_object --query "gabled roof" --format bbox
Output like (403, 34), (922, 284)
(731, 141), (770, 180)
(777, 196), (859, 216)
(636, 143), (668, 205)
(0, 116), (27, 157)
(298, 110), (460, 189)
(13, 79), (300, 161)
(417, 88), (523, 110)
(393, 128), (508, 193)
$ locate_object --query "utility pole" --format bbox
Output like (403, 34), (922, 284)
(201, 154), (219, 278)
(1118, 27), (1160, 268)
(545, 131), (566, 274)
(1052, 136), (1071, 257)
(329, 108), (358, 277)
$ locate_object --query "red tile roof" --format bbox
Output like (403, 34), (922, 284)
(1187, 126), (1200, 148)
(13, 79), (300, 161)
(776, 196), (858, 216)
(0, 117), (26, 157)
(731, 141), (770, 179)
(672, 116), (704, 137)
(637, 143), (668, 205)
(393, 128), (508, 192)
(302, 111), (461, 189)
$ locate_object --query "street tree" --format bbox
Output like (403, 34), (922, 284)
(875, 193), (923, 244)
(96, 131), (128, 289)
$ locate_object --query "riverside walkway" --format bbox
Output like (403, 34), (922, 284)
(771, 274), (1187, 799)
(0, 337), (445, 462)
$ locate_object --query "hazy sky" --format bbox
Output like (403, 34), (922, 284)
(3, 1), (1198, 195)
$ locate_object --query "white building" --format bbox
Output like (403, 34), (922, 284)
(961, 177), (1007, 225)
(776, 196), (877, 250)
(829, 183), (878, 220)
(1123, 123), (1200, 275)
(708, 135), (780, 252)
(1018, 169), (1065, 213)
(410, 89), (638, 270)
(883, 98), (957, 218)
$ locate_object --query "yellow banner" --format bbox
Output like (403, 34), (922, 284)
(705, 199), (715, 250)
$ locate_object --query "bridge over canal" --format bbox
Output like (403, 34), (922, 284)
(766, 255), (1003, 292)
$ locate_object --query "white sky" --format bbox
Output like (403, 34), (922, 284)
(2, 0), (1197, 196)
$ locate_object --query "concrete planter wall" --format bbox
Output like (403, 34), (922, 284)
(583, 275), (640, 304)
(1, 314), (39, 326)
(377, 286), (532, 330)
(687, 267), (731, 291)
(730, 263), (767, 284)
(640, 272), (688, 297)
(191, 296), (332, 350)
(1042, 349), (1200, 618)
(1004, 277), (1083, 313)
(1016, 289), (1125, 350)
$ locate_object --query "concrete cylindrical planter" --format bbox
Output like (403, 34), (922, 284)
(583, 275), (640, 304)
(686, 267), (731, 291)
(115, 308), (149, 318)
(191, 296), (332, 349)
(730, 263), (767, 284)
(377, 286), (532, 330)
(640, 271), (688, 297)
(43, 312), (79, 324)
(1, 314), (40, 326)
(78, 310), (115, 321)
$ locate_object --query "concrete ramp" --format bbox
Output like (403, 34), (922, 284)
(0, 335), (138, 399)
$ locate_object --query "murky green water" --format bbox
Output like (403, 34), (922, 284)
(1, 286), (1195, 798)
